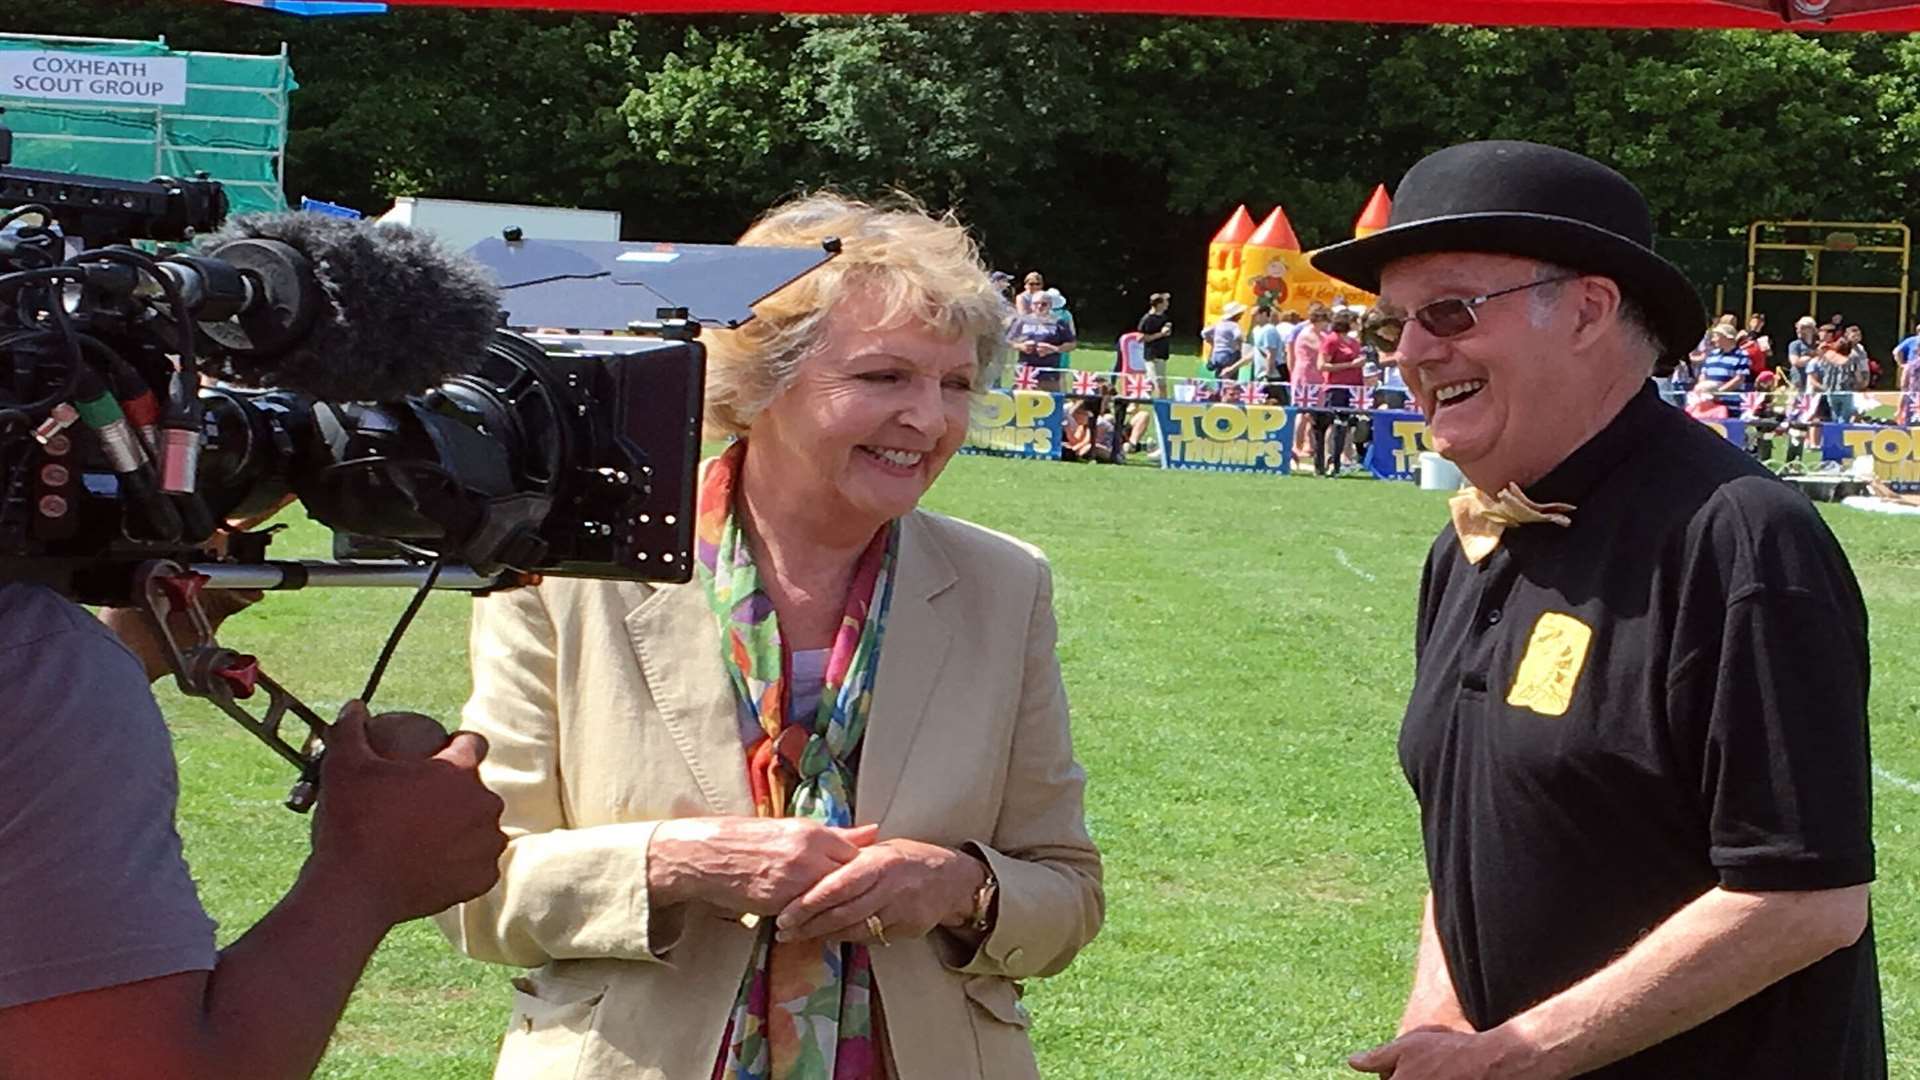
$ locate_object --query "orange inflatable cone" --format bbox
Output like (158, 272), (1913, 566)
(1354, 184), (1392, 239)
(1249, 206), (1301, 252)
(1204, 205), (1256, 328)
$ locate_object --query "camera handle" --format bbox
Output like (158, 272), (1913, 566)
(133, 559), (330, 812)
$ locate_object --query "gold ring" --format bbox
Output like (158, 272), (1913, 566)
(865, 914), (890, 947)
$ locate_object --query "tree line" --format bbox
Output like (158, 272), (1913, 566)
(12, 2), (1920, 336)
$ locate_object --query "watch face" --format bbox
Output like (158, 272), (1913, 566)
(971, 877), (999, 930)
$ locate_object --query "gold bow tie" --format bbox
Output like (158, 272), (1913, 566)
(1448, 483), (1576, 565)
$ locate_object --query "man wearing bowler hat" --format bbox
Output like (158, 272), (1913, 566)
(1315, 141), (1883, 1079)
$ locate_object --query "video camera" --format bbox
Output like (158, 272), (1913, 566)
(0, 117), (834, 806)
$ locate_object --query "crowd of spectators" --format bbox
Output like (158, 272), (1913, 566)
(1006, 271), (1078, 390)
(1669, 310), (1915, 464)
(999, 270), (1920, 474)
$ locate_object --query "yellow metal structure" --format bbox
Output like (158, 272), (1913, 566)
(1745, 220), (1910, 335)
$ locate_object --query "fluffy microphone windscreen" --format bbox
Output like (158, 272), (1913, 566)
(201, 212), (502, 401)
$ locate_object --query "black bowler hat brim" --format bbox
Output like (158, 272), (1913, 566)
(1312, 212), (1705, 363)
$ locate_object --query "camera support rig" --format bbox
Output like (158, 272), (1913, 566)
(135, 560), (335, 810)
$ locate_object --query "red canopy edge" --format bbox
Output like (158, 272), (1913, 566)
(377, 0), (1920, 29)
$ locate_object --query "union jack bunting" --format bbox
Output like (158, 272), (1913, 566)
(1791, 391), (1823, 423)
(1356, 387), (1375, 411)
(1296, 383), (1325, 408)
(1071, 369), (1100, 394)
(1013, 365), (1039, 390)
(1219, 382), (1244, 403)
(1899, 392), (1920, 426)
(1122, 373), (1156, 399)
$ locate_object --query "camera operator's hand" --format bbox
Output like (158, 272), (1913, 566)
(97, 588), (264, 683)
(305, 701), (507, 927)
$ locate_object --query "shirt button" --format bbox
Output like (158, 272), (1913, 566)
(1486, 609), (1502, 626)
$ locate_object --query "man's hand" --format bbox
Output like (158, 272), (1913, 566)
(773, 839), (986, 945)
(98, 588), (264, 683)
(647, 817), (879, 917)
(1349, 1025), (1547, 1080)
(304, 701), (506, 928)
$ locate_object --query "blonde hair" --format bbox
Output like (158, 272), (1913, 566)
(702, 192), (1011, 438)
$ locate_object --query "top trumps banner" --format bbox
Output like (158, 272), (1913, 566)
(964, 389), (1062, 460)
(1365, 411), (1432, 481)
(0, 50), (188, 107)
(1822, 424), (1920, 492)
(1150, 400), (1294, 473)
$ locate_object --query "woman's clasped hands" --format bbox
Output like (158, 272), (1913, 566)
(647, 817), (987, 945)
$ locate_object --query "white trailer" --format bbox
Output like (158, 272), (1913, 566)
(377, 196), (620, 254)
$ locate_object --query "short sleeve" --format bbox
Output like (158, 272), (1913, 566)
(1675, 586), (1875, 893)
(0, 620), (217, 1008)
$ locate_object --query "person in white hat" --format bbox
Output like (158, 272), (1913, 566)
(1205, 300), (1250, 378)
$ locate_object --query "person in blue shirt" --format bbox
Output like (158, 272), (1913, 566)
(1047, 289), (1077, 368)
(1698, 324), (1751, 397)
(1892, 320), (1920, 381)
(1205, 301), (1249, 378)
(1249, 306), (1283, 387)
(1785, 316), (1819, 393)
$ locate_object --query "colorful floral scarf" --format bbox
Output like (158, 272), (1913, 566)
(696, 441), (899, 1080)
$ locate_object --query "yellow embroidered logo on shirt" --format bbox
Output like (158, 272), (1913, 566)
(1506, 611), (1592, 717)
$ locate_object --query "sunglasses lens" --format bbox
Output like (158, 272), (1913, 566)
(1417, 300), (1477, 338)
(1361, 318), (1404, 353)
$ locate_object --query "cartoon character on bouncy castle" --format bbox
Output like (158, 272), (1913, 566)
(1248, 257), (1289, 310)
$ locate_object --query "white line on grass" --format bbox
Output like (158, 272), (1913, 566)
(1873, 763), (1920, 796)
(1334, 548), (1376, 583)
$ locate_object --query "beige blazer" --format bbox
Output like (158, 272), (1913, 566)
(438, 508), (1104, 1079)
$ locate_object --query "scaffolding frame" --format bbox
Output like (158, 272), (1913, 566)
(0, 31), (291, 211)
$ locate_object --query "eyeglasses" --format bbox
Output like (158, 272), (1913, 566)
(1373, 275), (1583, 347)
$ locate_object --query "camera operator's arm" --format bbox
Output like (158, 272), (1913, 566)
(437, 582), (688, 967)
(0, 607), (505, 1080)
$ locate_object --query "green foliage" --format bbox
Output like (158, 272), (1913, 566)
(22, 8), (1920, 335)
(1369, 28), (1904, 234)
(619, 23), (804, 184)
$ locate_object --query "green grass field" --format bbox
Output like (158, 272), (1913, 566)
(160, 455), (1918, 1078)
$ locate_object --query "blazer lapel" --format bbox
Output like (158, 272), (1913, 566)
(857, 512), (957, 825)
(624, 581), (754, 814)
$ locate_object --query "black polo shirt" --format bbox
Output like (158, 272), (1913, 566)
(1138, 311), (1171, 360)
(1401, 382), (1884, 1078)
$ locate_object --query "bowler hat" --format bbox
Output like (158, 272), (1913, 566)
(1312, 141), (1704, 361)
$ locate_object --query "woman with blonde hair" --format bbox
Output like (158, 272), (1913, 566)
(440, 193), (1103, 1080)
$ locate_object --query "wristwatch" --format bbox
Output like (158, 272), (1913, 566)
(967, 861), (999, 934)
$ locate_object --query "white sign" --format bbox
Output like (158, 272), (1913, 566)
(0, 50), (188, 107)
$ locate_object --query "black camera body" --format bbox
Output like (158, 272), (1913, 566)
(0, 154), (705, 606)
(0, 127), (844, 808)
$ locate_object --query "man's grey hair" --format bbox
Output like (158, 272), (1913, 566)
(1530, 261), (1662, 369)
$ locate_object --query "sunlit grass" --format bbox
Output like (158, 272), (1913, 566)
(164, 453), (1918, 1078)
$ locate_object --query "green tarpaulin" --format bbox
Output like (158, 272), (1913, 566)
(0, 35), (295, 215)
